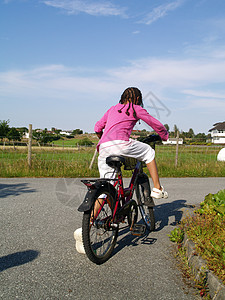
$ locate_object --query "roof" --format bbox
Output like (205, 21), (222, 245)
(209, 121), (225, 132)
(167, 138), (183, 141)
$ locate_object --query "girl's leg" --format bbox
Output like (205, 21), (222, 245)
(91, 198), (104, 221)
(146, 158), (161, 190)
(146, 158), (168, 198)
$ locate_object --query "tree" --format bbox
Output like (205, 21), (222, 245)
(164, 124), (170, 132)
(72, 129), (83, 135)
(33, 129), (59, 145)
(7, 127), (22, 141)
(0, 120), (10, 139)
(187, 128), (194, 139)
(195, 132), (207, 143)
(173, 124), (179, 136)
(195, 133), (206, 139)
(169, 124), (179, 137)
(17, 127), (28, 136)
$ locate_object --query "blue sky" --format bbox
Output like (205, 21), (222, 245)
(1, 0), (225, 134)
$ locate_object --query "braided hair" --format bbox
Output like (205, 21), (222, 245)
(118, 87), (143, 117)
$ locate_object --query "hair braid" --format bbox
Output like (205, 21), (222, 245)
(118, 87), (143, 117)
(118, 104), (126, 113)
(126, 101), (131, 116)
(132, 103), (137, 118)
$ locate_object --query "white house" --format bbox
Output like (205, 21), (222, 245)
(60, 130), (73, 136)
(162, 138), (183, 145)
(209, 122), (225, 144)
(22, 132), (29, 139)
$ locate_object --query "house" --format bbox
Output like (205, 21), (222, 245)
(162, 138), (183, 145)
(209, 122), (225, 144)
(60, 130), (73, 136)
(23, 132), (29, 139)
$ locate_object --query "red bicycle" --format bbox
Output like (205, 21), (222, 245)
(78, 134), (161, 264)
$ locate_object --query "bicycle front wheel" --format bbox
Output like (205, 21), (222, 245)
(82, 184), (118, 264)
(135, 181), (155, 232)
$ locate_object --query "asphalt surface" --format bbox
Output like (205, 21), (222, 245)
(0, 177), (224, 300)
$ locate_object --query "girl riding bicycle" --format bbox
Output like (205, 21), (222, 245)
(94, 87), (169, 199)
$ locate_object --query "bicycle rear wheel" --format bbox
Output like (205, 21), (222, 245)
(135, 180), (155, 232)
(82, 184), (118, 264)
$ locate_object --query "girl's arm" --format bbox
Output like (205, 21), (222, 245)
(137, 107), (169, 141)
(94, 108), (110, 138)
(96, 131), (103, 139)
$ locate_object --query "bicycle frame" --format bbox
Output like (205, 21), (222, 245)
(111, 160), (143, 222)
(78, 134), (160, 264)
(79, 159), (143, 227)
(79, 134), (161, 226)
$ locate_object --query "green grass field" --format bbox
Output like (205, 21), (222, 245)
(0, 145), (224, 177)
(51, 139), (88, 146)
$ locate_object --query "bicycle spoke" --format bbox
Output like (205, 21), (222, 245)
(82, 184), (118, 264)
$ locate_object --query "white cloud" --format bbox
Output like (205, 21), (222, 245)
(107, 56), (225, 90)
(184, 40), (225, 60)
(1, 54), (224, 132)
(0, 65), (119, 101)
(42, 0), (126, 17)
(139, 0), (184, 25)
(189, 98), (225, 111)
(1, 52), (225, 107)
(132, 30), (140, 35)
(1, 38), (225, 108)
(183, 89), (225, 100)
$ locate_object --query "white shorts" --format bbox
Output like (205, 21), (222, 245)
(98, 139), (155, 179)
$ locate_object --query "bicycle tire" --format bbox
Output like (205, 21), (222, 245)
(82, 184), (118, 264)
(135, 181), (155, 232)
(127, 200), (138, 228)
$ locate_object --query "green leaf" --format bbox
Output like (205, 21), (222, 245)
(215, 205), (225, 216)
(216, 190), (225, 203)
(168, 228), (184, 243)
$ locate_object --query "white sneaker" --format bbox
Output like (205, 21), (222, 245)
(74, 228), (85, 254)
(151, 186), (168, 199)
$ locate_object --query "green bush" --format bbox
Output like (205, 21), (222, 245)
(171, 189), (225, 285)
(168, 228), (184, 243)
(76, 138), (93, 146)
(198, 190), (225, 216)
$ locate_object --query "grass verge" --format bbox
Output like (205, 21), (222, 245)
(1, 145), (225, 177)
(171, 242), (210, 299)
(169, 190), (225, 287)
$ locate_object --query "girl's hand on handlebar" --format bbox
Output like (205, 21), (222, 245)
(96, 131), (103, 139)
(139, 134), (161, 144)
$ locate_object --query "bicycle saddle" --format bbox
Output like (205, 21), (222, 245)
(106, 155), (125, 168)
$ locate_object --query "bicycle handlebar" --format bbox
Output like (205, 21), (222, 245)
(139, 134), (162, 144)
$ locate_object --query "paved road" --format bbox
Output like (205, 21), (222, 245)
(0, 177), (224, 300)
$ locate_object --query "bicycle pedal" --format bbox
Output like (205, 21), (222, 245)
(130, 224), (146, 236)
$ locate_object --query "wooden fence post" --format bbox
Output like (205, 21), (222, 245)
(89, 148), (97, 169)
(175, 130), (179, 167)
(28, 124), (32, 167)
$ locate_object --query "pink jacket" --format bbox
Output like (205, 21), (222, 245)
(94, 103), (169, 151)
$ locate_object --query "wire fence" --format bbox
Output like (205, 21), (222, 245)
(0, 139), (224, 177)
(154, 144), (225, 177)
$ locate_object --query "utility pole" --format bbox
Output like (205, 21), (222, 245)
(28, 124), (32, 168)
